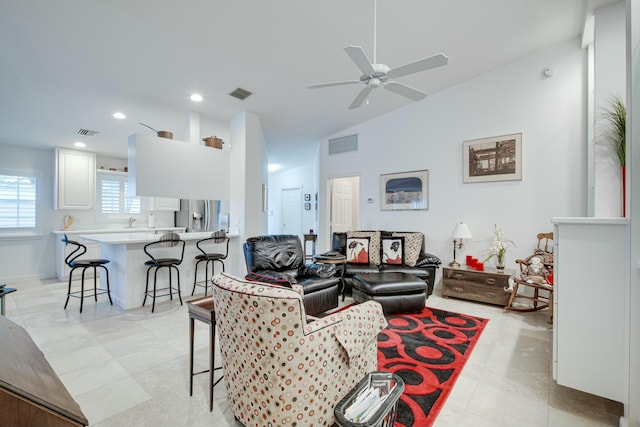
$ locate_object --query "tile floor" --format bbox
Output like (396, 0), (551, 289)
(3, 277), (623, 427)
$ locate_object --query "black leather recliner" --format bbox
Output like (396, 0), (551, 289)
(243, 235), (340, 316)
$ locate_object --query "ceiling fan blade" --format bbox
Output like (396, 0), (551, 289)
(384, 81), (427, 101)
(388, 53), (449, 78)
(344, 46), (375, 75)
(348, 86), (373, 109)
(306, 80), (360, 89)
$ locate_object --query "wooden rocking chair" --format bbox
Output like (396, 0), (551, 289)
(505, 232), (554, 324)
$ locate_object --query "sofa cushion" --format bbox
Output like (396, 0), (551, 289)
(347, 231), (381, 265)
(381, 236), (404, 265)
(244, 271), (293, 288)
(346, 236), (371, 263)
(344, 263), (380, 275)
(392, 232), (423, 266)
(379, 264), (430, 278)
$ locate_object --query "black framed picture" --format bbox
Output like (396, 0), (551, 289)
(304, 194), (311, 201)
(304, 203), (311, 210)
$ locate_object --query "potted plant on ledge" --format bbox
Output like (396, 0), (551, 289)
(601, 95), (627, 216)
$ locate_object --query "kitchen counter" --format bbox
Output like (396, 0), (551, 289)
(77, 231), (238, 310)
(52, 227), (185, 235)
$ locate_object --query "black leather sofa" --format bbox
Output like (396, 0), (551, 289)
(330, 231), (441, 297)
(243, 235), (340, 316)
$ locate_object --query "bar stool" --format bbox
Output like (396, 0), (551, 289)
(62, 235), (112, 313)
(187, 296), (223, 411)
(192, 231), (229, 296)
(142, 232), (185, 313)
(0, 284), (17, 316)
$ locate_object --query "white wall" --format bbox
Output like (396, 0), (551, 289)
(626, 0), (639, 424)
(319, 38), (587, 277)
(268, 161), (319, 238)
(594, 1), (626, 217)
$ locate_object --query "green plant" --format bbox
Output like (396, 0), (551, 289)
(601, 95), (626, 167)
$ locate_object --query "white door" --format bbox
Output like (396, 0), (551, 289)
(330, 177), (358, 234)
(281, 188), (302, 235)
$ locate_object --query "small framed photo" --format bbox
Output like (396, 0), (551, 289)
(380, 169), (429, 211)
(304, 203), (311, 210)
(463, 133), (522, 183)
(304, 194), (311, 201)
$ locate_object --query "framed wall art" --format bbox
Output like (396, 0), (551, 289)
(380, 169), (429, 211)
(463, 133), (522, 183)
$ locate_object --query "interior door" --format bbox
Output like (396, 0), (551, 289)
(330, 177), (358, 234)
(281, 187), (302, 235)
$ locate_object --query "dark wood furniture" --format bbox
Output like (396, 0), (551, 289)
(312, 254), (347, 300)
(0, 316), (88, 427)
(504, 232), (554, 324)
(303, 233), (317, 263)
(187, 296), (222, 412)
(442, 266), (513, 306)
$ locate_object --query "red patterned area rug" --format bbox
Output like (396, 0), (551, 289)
(377, 306), (488, 427)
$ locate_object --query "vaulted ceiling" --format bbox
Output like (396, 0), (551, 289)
(0, 0), (617, 170)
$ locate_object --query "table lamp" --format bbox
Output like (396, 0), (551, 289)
(449, 222), (473, 268)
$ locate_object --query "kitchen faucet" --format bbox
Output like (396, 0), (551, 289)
(128, 216), (136, 228)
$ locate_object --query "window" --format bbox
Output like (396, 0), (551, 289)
(0, 171), (37, 229)
(96, 171), (142, 215)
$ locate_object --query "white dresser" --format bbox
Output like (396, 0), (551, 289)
(551, 217), (628, 403)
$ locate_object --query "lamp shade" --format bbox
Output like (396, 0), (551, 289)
(451, 222), (473, 239)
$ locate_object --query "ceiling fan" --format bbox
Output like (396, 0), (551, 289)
(306, 0), (448, 109)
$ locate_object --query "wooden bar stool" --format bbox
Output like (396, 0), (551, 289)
(187, 296), (223, 412)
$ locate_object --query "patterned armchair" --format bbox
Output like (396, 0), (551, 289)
(211, 272), (387, 427)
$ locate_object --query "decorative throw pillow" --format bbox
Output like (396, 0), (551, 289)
(392, 232), (424, 267)
(346, 231), (381, 265)
(346, 237), (370, 264)
(381, 236), (404, 265)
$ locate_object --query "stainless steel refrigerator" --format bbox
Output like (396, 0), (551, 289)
(175, 199), (221, 233)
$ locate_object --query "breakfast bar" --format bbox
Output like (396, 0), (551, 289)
(80, 232), (237, 310)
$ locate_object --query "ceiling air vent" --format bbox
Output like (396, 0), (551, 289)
(229, 87), (253, 101)
(328, 134), (358, 155)
(76, 128), (99, 137)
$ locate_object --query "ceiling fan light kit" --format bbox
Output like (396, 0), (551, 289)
(306, 0), (448, 109)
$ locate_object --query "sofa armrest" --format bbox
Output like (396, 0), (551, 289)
(252, 269), (298, 284)
(415, 252), (442, 267)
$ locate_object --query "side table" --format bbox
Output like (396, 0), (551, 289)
(187, 296), (223, 412)
(313, 254), (347, 300)
(303, 234), (317, 263)
(442, 266), (513, 306)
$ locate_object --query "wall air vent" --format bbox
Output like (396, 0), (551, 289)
(328, 134), (358, 155)
(76, 128), (99, 137)
(229, 87), (253, 100)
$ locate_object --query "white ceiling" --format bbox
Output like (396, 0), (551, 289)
(0, 0), (617, 170)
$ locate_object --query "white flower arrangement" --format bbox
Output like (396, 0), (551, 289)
(483, 224), (515, 267)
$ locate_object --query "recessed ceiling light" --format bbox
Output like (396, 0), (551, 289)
(74, 142), (86, 148)
(190, 93), (203, 102)
(113, 112), (126, 119)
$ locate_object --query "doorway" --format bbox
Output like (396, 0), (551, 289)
(329, 176), (359, 235)
(281, 187), (302, 235)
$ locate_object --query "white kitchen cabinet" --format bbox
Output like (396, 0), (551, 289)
(54, 148), (95, 210)
(551, 217), (627, 403)
(148, 197), (180, 211)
